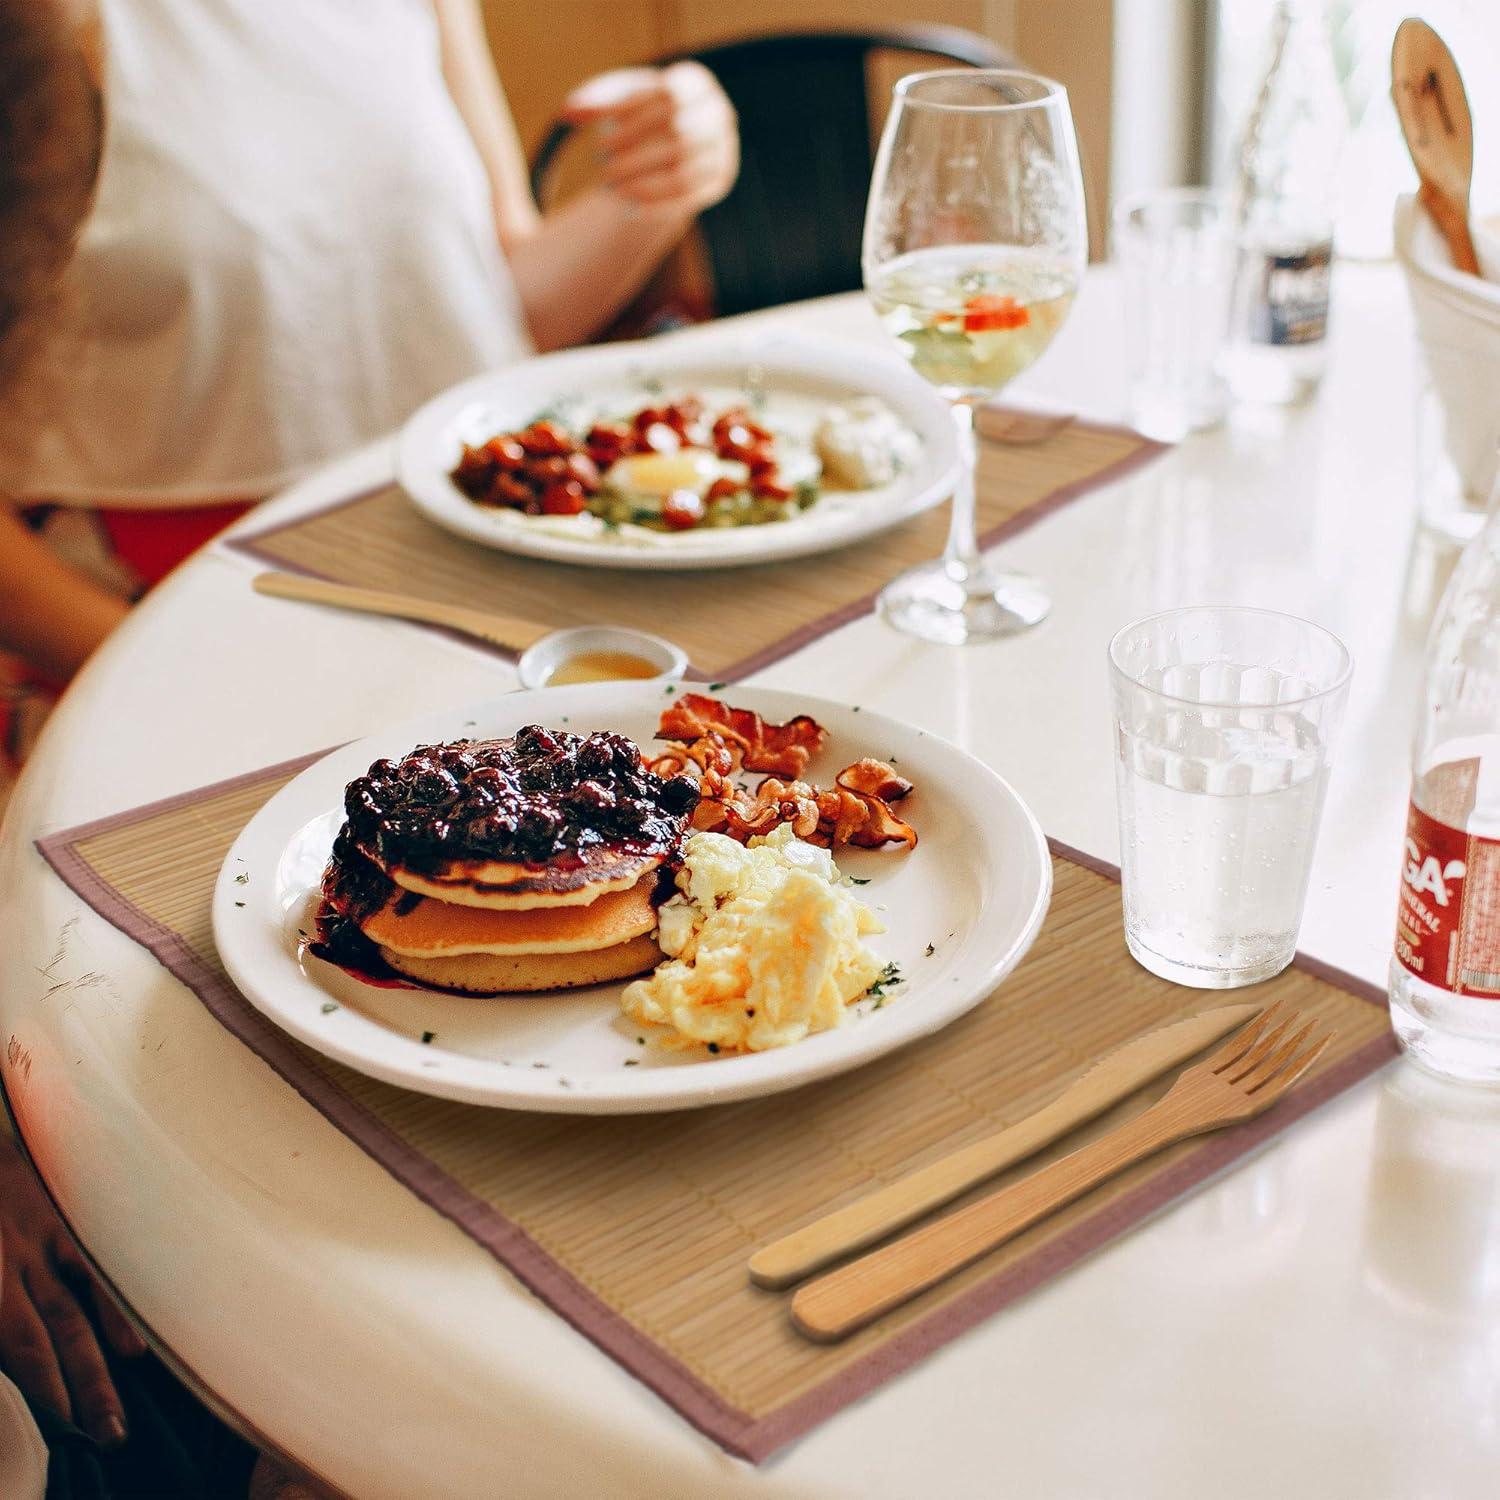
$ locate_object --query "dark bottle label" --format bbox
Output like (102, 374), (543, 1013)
(1246, 238), (1332, 346)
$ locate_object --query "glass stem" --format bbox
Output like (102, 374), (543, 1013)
(941, 400), (992, 589)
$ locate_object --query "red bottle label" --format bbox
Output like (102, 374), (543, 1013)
(1396, 802), (1500, 998)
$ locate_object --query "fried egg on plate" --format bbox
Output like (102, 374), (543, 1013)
(602, 450), (747, 511)
(602, 446), (822, 514)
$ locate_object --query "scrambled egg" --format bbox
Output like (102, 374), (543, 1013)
(622, 826), (886, 1052)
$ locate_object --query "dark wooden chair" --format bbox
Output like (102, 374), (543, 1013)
(530, 25), (1014, 321)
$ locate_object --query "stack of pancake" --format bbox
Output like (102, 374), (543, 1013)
(319, 728), (698, 995)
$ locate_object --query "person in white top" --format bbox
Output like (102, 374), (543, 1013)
(0, 0), (738, 752)
(0, 0), (737, 1486)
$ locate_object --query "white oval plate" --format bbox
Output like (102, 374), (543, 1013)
(212, 685), (1050, 1113)
(395, 334), (960, 570)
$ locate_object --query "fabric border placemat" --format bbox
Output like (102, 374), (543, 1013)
(35, 767), (1395, 1463)
(226, 412), (1167, 681)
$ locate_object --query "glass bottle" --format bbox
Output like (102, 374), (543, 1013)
(1391, 465), (1500, 1082)
(1221, 0), (1347, 405)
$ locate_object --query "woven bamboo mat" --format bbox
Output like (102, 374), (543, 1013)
(231, 414), (1164, 680)
(37, 758), (1396, 1461)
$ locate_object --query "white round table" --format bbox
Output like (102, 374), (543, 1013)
(5, 266), (1498, 1499)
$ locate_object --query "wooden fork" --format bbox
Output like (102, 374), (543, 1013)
(791, 1003), (1332, 1343)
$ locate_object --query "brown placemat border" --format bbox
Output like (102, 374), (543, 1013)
(225, 413), (1168, 682)
(35, 761), (746, 1458)
(35, 772), (1394, 1464)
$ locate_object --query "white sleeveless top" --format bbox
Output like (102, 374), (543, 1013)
(6, 0), (531, 507)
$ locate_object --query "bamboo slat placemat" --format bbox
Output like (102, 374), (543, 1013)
(37, 759), (1396, 1461)
(231, 414), (1164, 680)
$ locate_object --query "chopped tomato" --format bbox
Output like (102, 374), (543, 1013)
(518, 420), (573, 456)
(661, 489), (705, 530)
(540, 480), (587, 516)
(490, 474), (534, 509)
(641, 421), (680, 453)
(704, 477), (741, 503)
(563, 452), (601, 492)
(482, 435), (527, 469)
(959, 294), (1029, 333)
(752, 475), (792, 502)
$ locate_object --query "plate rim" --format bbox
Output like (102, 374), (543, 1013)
(211, 684), (1052, 1114)
(393, 333), (962, 571)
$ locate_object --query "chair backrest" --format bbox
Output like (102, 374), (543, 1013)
(531, 25), (1013, 319)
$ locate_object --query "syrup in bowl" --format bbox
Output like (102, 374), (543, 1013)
(546, 651), (661, 685)
(515, 625), (689, 691)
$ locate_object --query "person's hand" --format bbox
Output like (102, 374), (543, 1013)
(0, 1137), (145, 1445)
(564, 62), (738, 215)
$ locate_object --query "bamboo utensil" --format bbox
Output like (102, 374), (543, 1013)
(252, 572), (551, 652)
(1392, 18), (1480, 275)
(749, 1003), (1257, 1290)
(791, 1003), (1332, 1342)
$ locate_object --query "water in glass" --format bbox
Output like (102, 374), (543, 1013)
(1110, 608), (1351, 989)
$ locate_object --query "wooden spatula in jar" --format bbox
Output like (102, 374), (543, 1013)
(1392, 18), (1480, 275)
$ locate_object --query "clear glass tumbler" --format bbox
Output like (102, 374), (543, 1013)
(1108, 606), (1352, 988)
(1113, 189), (1235, 441)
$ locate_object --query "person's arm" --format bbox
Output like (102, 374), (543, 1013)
(0, 504), (129, 682)
(431, 0), (737, 352)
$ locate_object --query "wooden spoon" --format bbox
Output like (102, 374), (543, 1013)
(252, 572), (550, 652)
(1392, 18), (1480, 275)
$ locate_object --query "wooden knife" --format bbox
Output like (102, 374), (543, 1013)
(748, 1002), (1259, 1289)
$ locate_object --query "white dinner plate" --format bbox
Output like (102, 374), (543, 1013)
(395, 334), (961, 570)
(212, 685), (1050, 1113)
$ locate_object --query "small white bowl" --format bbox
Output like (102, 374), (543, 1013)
(516, 626), (689, 690)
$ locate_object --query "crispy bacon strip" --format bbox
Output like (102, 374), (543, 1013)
(661, 761), (915, 849)
(645, 732), (736, 781)
(657, 693), (825, 778)
(833, 760), (917, 849)
(651, 697), (917, 850)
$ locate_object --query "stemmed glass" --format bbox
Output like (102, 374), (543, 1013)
(863, 70), (1087, 643)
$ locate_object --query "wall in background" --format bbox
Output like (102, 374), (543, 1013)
(1111, 0), (1204, 222)
(480, 0), (1113, 253)
(1208, 0), (1500, 261)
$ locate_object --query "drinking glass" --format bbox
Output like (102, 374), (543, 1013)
(1108, 606), (1352, 988)
(1113, 189), (1235, 441)
(863, 70), (1087, 644)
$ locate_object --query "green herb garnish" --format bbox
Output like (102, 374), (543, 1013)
(865, 961), (905, 1003)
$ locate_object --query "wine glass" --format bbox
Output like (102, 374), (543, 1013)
(863, 70), (1087, 643)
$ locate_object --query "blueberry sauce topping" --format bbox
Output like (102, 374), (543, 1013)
(341, 727), (699, 875)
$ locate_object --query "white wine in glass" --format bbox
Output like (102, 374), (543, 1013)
(863, 71), (1087, 643)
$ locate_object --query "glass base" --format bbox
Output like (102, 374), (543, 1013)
(1126, 931), (1292, 990)
(877, 559), (1049, 644)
